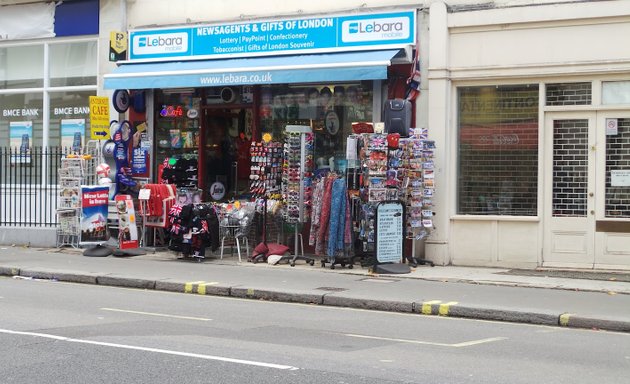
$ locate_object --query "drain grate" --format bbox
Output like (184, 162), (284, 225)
(315, 287), (347, 292)
(498, 269), (630, 282)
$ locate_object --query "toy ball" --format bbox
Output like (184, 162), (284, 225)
(96, 163), (111, 178)
(98, 177), (112, 186)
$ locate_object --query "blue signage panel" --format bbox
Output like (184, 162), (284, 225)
(129, 10), (415, 61)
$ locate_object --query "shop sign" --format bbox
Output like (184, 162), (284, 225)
(209, 181), (226, 201)
(128, 10), (415, 61)
(375, 201), (405, 264)
(159, 105), (184, 117)
(110, 31), (128, 61)
(54, 106), (90, 116)
(89, 96), (110, 139)
(80, 186), (109, 243)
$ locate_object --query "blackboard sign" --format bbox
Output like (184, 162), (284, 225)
(375, 201), (405, 264)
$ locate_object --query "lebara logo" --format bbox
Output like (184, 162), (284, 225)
(342, 16), (410, 43)
(132, 32), (189, 56)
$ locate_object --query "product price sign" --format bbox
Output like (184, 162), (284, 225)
(375, 201), (405, 264)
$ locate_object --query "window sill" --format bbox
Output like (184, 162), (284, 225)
(451, 215), (539, 222)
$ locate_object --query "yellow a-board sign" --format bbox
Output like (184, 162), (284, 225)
(89, 96), (110, 140)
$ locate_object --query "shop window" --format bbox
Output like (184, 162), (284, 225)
(0, 92), (44, 184)
(457, 84), (539, 216)
(545, 82), (591, 106)
(49, 41), (98, 87)
(48, 90), (95, 149)
(602, 81), (630, 105)
(605, 118), (630, 218)
(0, 45), (44, 89)
(260, 82), (373, 167)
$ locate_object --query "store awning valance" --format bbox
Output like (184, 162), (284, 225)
(103, 50), (400, 90)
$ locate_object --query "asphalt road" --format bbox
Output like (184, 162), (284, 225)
(1, 276), (628, 384)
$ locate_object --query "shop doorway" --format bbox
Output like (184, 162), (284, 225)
(543, 112), (630, 269)
(200, 107), (252, 200)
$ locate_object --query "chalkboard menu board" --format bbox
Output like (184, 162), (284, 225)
(375, 201), (405, 263)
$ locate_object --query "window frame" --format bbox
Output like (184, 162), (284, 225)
(0, 36), (98, 186)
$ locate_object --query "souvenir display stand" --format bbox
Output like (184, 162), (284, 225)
(399, 132), (436, 267)
(353, 129), (435, 269)
(281, 125), (315, 266)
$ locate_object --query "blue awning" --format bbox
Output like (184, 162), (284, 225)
(103, 50), (399, 90)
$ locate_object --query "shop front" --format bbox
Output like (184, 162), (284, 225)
(103, 10), (431, 263)
(104, 11), (416, 199)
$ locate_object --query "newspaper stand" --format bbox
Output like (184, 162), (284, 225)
(56, 153), (97, 248)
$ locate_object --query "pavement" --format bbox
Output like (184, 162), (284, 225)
(1, 245), (629, 333)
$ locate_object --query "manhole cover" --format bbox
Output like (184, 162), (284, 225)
(315, 287), (347, 292)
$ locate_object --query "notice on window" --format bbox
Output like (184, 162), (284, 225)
(61, 119), (85, 152)
(9, 121), (32, 164)
(375, 201), (404, 264)
(606, 118), (618, 136)
(611, 170), (630, 187)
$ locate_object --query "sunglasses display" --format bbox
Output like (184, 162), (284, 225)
(281, 129), (314, 224)
(249, 140), (283, 198)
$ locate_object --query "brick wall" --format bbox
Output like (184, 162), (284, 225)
(546, 83), (592, 106)
(552, 119), (588, 217)
(606, 118), (630, 218)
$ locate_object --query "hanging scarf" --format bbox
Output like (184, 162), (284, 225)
(327, 178), (347, 258)
(308, 178), (325, 246)
(315, 176), (334, 255)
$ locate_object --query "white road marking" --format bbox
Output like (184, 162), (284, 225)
(0, 328), (298, 370)
(345, 333), (507, 348)
(100, 307), (212, 322)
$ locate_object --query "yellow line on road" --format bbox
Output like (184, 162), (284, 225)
(421, 300), (441, 315)
(197, 282), (219, 295)
(560, 313), (572, 327)
(185, 281), (205, 293)
(100, 307), (212, 322)
(344, 333), (507, 348)
(439, 301), (458, 316)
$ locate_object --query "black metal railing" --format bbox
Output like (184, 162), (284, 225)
(0, 147), (66, 227)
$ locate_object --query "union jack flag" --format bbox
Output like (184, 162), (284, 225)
(169, 204), (183, 216)
(169, 204), (183, 225)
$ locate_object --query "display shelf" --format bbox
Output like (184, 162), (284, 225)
(56, 145), (98, 248)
